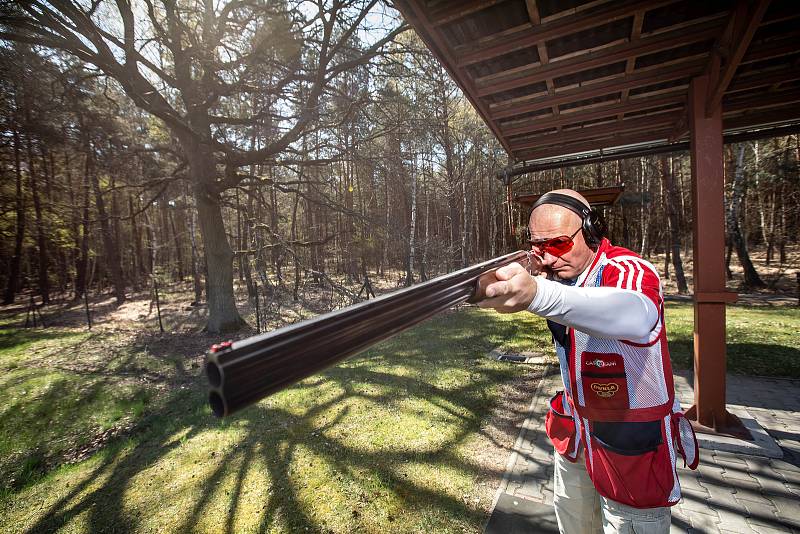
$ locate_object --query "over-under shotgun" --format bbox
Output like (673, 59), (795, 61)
(206, 250), (536, 417)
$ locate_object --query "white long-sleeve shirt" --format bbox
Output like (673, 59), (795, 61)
(527, 276), (659, 343)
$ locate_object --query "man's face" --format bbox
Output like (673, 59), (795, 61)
(529, 207), (595, 281)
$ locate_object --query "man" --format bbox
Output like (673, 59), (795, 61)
(476, 189), (698, 534)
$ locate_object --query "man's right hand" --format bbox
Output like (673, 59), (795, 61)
(474, 262), (542, 313)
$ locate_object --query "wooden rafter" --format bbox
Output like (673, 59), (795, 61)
(728, 68), (800, 93)
(476, 18), (722, 98)
(723, 104), (800, 130)
(455, 0), (677, 68)
(503, 93), (685, 137)
(396, 0), (799, 164)
(706, 0), (772, 116)
(490, 60), (703, 119)
(510, 110), (681, 151)
(724, 88), (800, 113)
(429, 0), (506, 26)
(516, 186), (625, 206)
(667, 0), (770, 138)
(524, 0), (560, 126)
(515, 128), (674, 161)
(618, 10), (645, 120)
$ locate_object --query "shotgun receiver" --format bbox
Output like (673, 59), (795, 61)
(205, 250), (537, 417)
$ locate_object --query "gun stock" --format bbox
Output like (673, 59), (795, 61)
(205, 250), (535, 417)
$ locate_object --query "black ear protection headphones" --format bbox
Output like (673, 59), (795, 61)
(529, 192), (606, 247)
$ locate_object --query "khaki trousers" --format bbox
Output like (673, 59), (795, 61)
(553, 450), (671, 534)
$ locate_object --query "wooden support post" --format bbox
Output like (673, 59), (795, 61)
(685, 75), (748, 439)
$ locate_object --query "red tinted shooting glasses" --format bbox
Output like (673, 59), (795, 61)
(529, 227), (581, 257)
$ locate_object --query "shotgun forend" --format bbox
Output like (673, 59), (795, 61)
(205, 250), (537, 417)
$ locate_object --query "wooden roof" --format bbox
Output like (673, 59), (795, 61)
(515, 186), (625, 207)
(394, 0), (800, 165)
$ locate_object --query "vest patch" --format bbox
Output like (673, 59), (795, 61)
(586, 358), (617, 368)
(591, 383), (619, 398)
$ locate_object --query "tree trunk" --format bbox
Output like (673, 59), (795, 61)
(660, 156), (688, 293)
(110, 172), (123, 287)
(3, 128), (26, 305)
(74, 153), (91, 301)
(129, 194), (142, 290)
(291, 191), (301, 301)
(27, 134), (50, 303)
(406, 157), (418, 286)
(187, 191), (204, 304)
(87, 141), (125, 304)
(638, 157), (648, 257)
(269, 168), (283, 283)
(184, 138), (244, 333)
(727, 144), (765, 289)
(420, 157), (430, 282)
(461, 174), (468, 267)
(169, 208), (185, 281)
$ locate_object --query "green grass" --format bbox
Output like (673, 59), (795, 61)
(1, 303), (797, 533)
(665, 303), (800, 377)
(0, 326), (159, 496)
(0, 308), (550, 534)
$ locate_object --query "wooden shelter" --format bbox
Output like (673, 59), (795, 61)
(394, 0), (800, 438)
(515, 186), (625, 207)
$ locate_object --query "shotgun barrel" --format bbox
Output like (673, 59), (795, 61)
(205, 250), (534, 417)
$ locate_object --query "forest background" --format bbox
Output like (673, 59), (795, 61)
(1, 1), (798, 335)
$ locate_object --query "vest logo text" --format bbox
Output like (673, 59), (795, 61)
(585, 358), (617, 368)
(591, 383), (619, 398)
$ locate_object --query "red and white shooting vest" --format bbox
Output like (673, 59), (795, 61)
(544, 238), (699, 509)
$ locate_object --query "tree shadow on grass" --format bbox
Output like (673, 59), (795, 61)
(0, 327), (84, 353)
(15, 310), (541, 533)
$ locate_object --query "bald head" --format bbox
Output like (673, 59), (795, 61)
(528, 189), (596, 280)
(529, 189), (590, 234)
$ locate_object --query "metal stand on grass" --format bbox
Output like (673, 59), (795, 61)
(152, 277), (164, 334)
(24, 296), (45, 328)
(253, 282), (261, 333)
(83, 290), (92, 330)
(357, 271), (376, 300)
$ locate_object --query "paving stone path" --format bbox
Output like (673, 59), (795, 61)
(487, 368), (800, 533)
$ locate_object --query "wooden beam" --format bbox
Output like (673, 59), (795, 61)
(524, 0), (561, 128)
(740, 34), (800, 64)
(706, 0), (772, 116)
(516, 186), (625, 206)
(667, 109), (689, 142)
(761, 2), (800, 26)
(502, 93), (685, 137)
(686, 73), (748, 437)
(723, 104), (800, 129)
(507, 123), (800, 174)
(430, 0), (506, 26)
(510, 111), (681, 151)
(514, 128), (674, 161)
(455, 0), (676, 67)
(727, 68), (800, 93)
(539, 0), (617, 24)
(490, 59), (703, 119)
(618, 10), (646, 120)
(476, 18), (722, 97)
(723, 87), (800, 113)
